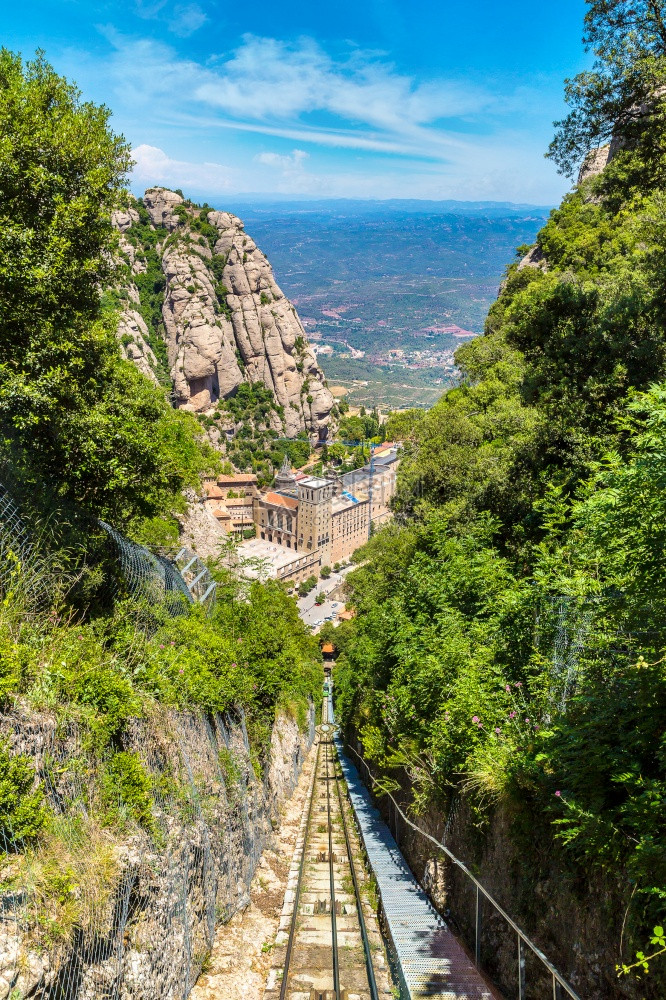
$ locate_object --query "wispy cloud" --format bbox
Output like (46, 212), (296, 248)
(170, 3), (208, 37)
(132, 0), (207, 37)
(102, 32), (504, 161)
(255, 149), (309, 171)
(77, 29), (565, 202)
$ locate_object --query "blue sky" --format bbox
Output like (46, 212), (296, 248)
(5, 0), (590, 203)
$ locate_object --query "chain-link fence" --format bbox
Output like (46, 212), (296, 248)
(0, 483), (51, 616)
(100, 522), (216, 617)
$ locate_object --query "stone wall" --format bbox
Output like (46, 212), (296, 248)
(344, 730), (662, 1000)
(0, 703), (314, 1000)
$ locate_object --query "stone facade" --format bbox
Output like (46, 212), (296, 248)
(203, 474), (259, 537)
(248, 446), (399, 580)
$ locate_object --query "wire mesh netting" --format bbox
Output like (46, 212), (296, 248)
(0, 487), (313, 999)
(0, 702), (313, 999)
(534, 591), (661, 715)
(99, 522), (216, 616)
(0, 483), (51, 616)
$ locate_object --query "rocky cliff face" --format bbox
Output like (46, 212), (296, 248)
(0, 703), (315, 1000)
(112, 206), (161, 386)
(113, 188), (334, 442)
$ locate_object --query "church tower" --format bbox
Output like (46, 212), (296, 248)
(297, 476), (333, 566)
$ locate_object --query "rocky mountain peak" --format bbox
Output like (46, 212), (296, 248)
(143, 186), (185, 231)
(112, 188), (334, 444)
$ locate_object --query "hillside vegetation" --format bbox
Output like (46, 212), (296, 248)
(334, 1), (666, 991)
(0, 45), (320, 883)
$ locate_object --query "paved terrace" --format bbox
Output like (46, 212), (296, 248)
(334, 727), (502, 1000)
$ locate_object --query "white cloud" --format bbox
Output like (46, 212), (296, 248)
(170, 4), (208, 37)
(133, 0), (169, 19)
(255, 149), (309, 170)
(131, 143), (237, 191)
(132, 0), (207, 36)
(129, 141), (559, 203)
(103, 33), (502, 161)
(80, 29), (567, 202)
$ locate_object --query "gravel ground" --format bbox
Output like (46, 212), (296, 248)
(190, 746), (318, 1000)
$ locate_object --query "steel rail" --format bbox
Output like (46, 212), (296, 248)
(278, 731), (321, 1000)
(332, 735), (380, 1000)
(324, 716), (341, 1000)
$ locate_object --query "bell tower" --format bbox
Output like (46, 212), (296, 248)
(297, 476), (333, 565)
(274, 454), (298, 496)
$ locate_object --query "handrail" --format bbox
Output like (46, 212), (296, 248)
(345, 741), (581, 1000)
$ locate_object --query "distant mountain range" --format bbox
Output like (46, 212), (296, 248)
(211, 197), (554, 218)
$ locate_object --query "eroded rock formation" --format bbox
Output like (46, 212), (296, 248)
(113, 188), (334, 441)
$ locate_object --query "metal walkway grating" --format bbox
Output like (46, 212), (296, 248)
(334, 733), (503, 1000)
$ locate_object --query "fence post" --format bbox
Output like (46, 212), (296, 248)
(553, 975), (563, 1000)
(475, 885), (482, 968)
(518, 935), (526, 1000)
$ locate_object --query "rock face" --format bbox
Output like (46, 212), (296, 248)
(112, 206), (161, 385)
(114, 188), (334, 441)
(0, 703), (315, 1000)
(516, 242), (549, 274)
(577, 144), (611, 185)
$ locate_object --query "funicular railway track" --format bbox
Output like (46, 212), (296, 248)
(266, 697), (387, 1000)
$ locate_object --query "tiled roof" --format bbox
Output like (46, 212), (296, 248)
(263, 492), (298, 510)
(217, 474), (258, 484)
(206, 484), (226, 498)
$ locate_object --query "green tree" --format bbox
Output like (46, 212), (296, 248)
(548, 0), (666, 177)
(0, 50), (217, 526)
(384, 408), (425, 441)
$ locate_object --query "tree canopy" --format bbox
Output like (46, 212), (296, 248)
(549, 0), (666, 176)
(0, 50), (217, 528)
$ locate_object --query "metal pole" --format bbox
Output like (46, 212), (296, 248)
(475, 886), (482, 968)
(518, 935), (526, 1000)
(553, 976), (563, 1000)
